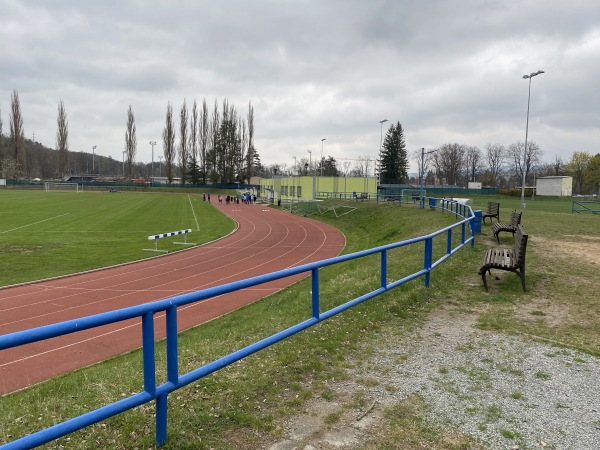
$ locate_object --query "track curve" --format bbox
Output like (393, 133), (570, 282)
(0, 203), (346, 394)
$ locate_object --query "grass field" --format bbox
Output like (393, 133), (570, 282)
(0, 190), (235, 286)
(1, 194), (599, 449)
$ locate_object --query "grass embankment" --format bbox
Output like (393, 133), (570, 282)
(1, 196), (599, 449)
(0, 191), (234, 286)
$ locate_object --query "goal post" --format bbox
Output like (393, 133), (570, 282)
(45, 182), (81, 193)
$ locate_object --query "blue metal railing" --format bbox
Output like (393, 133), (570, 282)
(0, 200), (476, 449)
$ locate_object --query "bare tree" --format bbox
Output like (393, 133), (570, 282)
(209, 99), (220, 183)
(178, 100), (188, 184)
(56, 100), (69, 177)
(464, 146), (482, 183)
(238, 116), (248, 182)
(162, 103), (176, 183)
(10, 90), (26, 172)
(508, 141), (543, 188)
(484, 143), (506, 187)
(199, 98), (209, 184)
(124, 105), (137, 179)
(190, 99), (198, 164)
(246, 101), (255, 181)
(434, 143), (465, 186)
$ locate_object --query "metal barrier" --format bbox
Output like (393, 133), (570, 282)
(572, 200), (600, 214)
(0, 201), (476, 449)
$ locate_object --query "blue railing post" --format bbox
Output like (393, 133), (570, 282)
(166, 305), (179, 383)
(311, 268), (320, 319)
(156, 393), (168, 447)
(424, 237), (433, 287)
(447, 229), (452, 255)
(142, 312), (156, 395)
(381, 249), (387, 289)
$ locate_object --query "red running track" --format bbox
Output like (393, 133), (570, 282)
(0, 203), (346, 395)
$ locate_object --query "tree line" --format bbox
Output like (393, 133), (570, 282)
(411, 142), (600, 195)
(0, 90), (264, 183)
(1, 90), (598, 194)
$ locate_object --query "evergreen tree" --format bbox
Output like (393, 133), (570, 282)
(379, 121), (408, 183)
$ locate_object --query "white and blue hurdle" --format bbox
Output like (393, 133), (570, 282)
(144, 229), (196, 253)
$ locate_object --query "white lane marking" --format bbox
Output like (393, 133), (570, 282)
(1, 213), (71, 234)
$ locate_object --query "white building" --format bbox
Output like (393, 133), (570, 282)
(535, 176), (573, 197)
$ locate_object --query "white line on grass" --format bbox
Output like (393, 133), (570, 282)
(188, 195), (200, 231)
(0, 213), (71, 234)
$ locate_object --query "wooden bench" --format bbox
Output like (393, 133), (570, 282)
(478, 224), (528, 292)
(491, 210), (522, 243)
(482, 201), (500, 224)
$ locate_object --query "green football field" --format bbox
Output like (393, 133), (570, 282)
(0, 190), (235, 286)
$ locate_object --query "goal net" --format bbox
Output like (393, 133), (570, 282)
(45, 182), (81, 192)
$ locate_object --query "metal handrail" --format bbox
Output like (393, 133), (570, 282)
(0, 200), (475, 449)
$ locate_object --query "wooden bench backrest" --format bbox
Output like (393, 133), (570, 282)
(513, 224), (528, 267)
(509, 210), (522, 227)
(487, 202), (499, 214)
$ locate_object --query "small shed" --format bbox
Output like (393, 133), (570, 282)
(535, 176), (573, 197)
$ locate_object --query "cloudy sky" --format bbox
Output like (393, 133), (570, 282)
(1, 0), (599, 173)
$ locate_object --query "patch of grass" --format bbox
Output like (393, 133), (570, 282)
(535, 371), (551, 380)
(324, 410), (343, 425)
(0, 190), (234, 286)
(363, 394), (484, 449)
(510, 391), (523, 400)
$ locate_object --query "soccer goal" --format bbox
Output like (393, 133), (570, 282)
(45, 182), (81, 192)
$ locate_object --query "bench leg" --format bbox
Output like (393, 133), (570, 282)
(481, 270), (489, 292)
(519, 270), (526, 292)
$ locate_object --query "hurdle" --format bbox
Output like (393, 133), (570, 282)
(143, 229), (196, 253)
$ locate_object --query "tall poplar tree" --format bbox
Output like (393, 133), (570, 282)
(56, 100), (69, 177)
(179, 100), (188, 184)
(162, 103), (176, 183)
(125, 105), (137, 179)
(10, 90), (26, 172)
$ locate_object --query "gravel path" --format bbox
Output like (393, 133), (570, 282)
(269, 307), (600, 449)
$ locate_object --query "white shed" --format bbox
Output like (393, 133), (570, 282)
(535, 176), (573, 197)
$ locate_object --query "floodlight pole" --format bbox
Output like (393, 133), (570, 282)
(320, 138), (326, 176)
(149, 141), (156, 178)
(520, 70), (544, 211)
(92, 146), (96, 175)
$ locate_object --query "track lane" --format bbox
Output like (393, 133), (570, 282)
(0, 203), (345, 394)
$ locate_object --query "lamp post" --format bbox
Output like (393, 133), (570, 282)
(158, 155), (163, 177)
(520, 69), (545, 211)
(149, 141), (156, 178)
(92, 146), (96, 175)
(320, 138), (326, 176)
